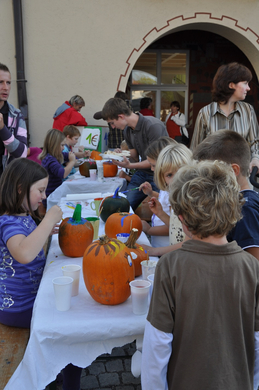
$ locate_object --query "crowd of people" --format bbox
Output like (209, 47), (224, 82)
(1, 59), (259, 390)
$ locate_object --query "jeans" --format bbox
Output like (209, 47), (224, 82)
(126, 170), (159, 211)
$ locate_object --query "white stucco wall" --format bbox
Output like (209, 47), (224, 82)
(1, 0), (259, 146)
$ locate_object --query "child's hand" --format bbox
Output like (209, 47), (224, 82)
(139, 181), (152, 197)
(50, 223), (60, 235)
(142, 220), (151, 234)
(68, 151), (76, 163)
(45, 205), (63, 225)
(148, 197), (162, 216)
(83, 149), (91, 158)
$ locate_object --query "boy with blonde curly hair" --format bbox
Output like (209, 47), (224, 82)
(142, 160), (259, 390)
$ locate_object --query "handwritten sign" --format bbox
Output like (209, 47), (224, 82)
(79, 128), (100, 150)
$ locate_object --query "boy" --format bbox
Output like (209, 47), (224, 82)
(63, 125), (91, 159)
(141, 160), (259, 390)
(193, 129), (259, 260)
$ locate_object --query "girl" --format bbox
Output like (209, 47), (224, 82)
(0, 158), (62, 328)
(0, 158), (83, 390)
(40, 128), (76, 208)
(141, 143), (193, 256)
(140, 137), (177, 248)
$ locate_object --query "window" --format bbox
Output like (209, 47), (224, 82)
(130, 50), (189, 122)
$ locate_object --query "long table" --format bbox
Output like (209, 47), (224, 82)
(46, 171), (127, 210)
(5, 193), (157, 390)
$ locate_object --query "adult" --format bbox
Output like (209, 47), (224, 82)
(190, 62), (259, 171)
(165, 100), (188, 143)
(101, 98), (168, 211)
(53, 95), (88, 131)
(0, 63), (27, 175)
(93, 91), (129, 149)
(139, 97), (155, 116)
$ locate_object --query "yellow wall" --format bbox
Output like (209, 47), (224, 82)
(1, 0), (259, 146)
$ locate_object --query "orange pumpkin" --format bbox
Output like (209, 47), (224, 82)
(59, 204), (94, 257)
(90, 150), (102, 160)
(83, 235), (135, 305)
(125, 228), (148, 277)
(103, 161), (118, 177)
(105, 212), (142, 239)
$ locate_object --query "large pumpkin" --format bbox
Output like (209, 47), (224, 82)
(99, 188), (130, 222)
(83, 235), (135, 305)
(103, 161), (118, 177)
(59, 204), (94, 257)
(79, 159), (97, 177)
(105, 212), (142, 239)
(90, 150), (102, 160)
(125, 228), (148, 277)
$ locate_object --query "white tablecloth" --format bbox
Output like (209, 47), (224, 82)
(46, 171), (127, 210)
(5, 195), (157, 390)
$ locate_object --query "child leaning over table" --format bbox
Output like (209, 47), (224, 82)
(141, 160), (259, 390)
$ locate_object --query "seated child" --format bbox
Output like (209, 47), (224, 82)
(118, 140), (132, 182)
(141, 160), (259, 390)
(193, 129), (259, 260)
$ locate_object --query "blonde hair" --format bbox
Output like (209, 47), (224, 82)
(39, 129), (65, 163)
(169, 160), (244, 238)
(154, 144), (193, 190)
(145, 136), (177, 161)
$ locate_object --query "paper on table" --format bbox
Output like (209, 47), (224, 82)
(66, 193), (102, 201)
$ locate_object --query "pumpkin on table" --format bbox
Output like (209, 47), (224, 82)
(125, 228), (148, 277)
(59, 204), (94, 257)
(90, 150), (102, 160)
(99, 187), (130, 222)
(105, 212), (142, 239)
(83, 235), (135, 305)
(79, 159), (97, 177)
(103, 161), (118, 177)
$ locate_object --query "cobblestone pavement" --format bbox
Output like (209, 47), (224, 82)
(46, 341), (141, 390)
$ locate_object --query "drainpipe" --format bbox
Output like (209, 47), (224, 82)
(12, 0), (30, 144)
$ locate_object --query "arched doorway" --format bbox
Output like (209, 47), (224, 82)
(127, 30), (259, 138)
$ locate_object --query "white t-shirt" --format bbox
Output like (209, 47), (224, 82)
(151, 190), (171, 248)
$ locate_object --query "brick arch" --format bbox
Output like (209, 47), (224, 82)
(117, 12), (259, 91)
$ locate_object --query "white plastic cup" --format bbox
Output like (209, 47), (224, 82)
(141, 260), (157, 280)
(147, 273), (155, 301)
(89, 169), (97, 181)
(116, 233), (130, 243)
(62, 264), (81, 296)
(52, 276), (73, 311)
(129, 279), (151, 315)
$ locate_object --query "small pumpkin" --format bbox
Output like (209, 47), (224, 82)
(125, 228), (148, 277)
(99, 187), (130, 222)
(103, 161), (118, 177)
(90, 150), (102, 160)
(59, 204), (94, 257)
(79, 159), (97, 177)
(83, 235), (135, 305)
(105, 212), (142, 239)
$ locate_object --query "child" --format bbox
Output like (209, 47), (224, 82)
(63, 125), (91, 159)
(141, 160), (259, 390)
(140, 143), (192, 256)
(193, 129), (259, 260)
(39, 129), (76, 208)
(118, 139), (132, 182)
(0, 158), (62, 328)
(139, 137), (177, 247)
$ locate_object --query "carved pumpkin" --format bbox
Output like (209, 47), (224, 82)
(79, 159), (97, 177)
(83, 235), (135, 305)
(59, 204), (94, 257)
(99, 187), (130, 222)
(103, 161), (118, 177)
(90, 150), (102, 160)
(105, 212), (142, 239)
(125, 228), (148, 277)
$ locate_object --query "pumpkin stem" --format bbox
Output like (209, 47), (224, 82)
(99, 235), (111, 245)
(113, 186), (120, 198)
(125, 228), (138, 249)
(72, 204), (82, 223)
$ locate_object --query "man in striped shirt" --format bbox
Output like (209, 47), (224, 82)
(0, 63), (27, 175)
(191, 62), (259, 171)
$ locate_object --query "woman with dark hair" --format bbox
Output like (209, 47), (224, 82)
(53, 95), (88, 131)
(165, 101), (188, 144)
(139, 97), (155, 116)
(191, 62), (259, 170)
